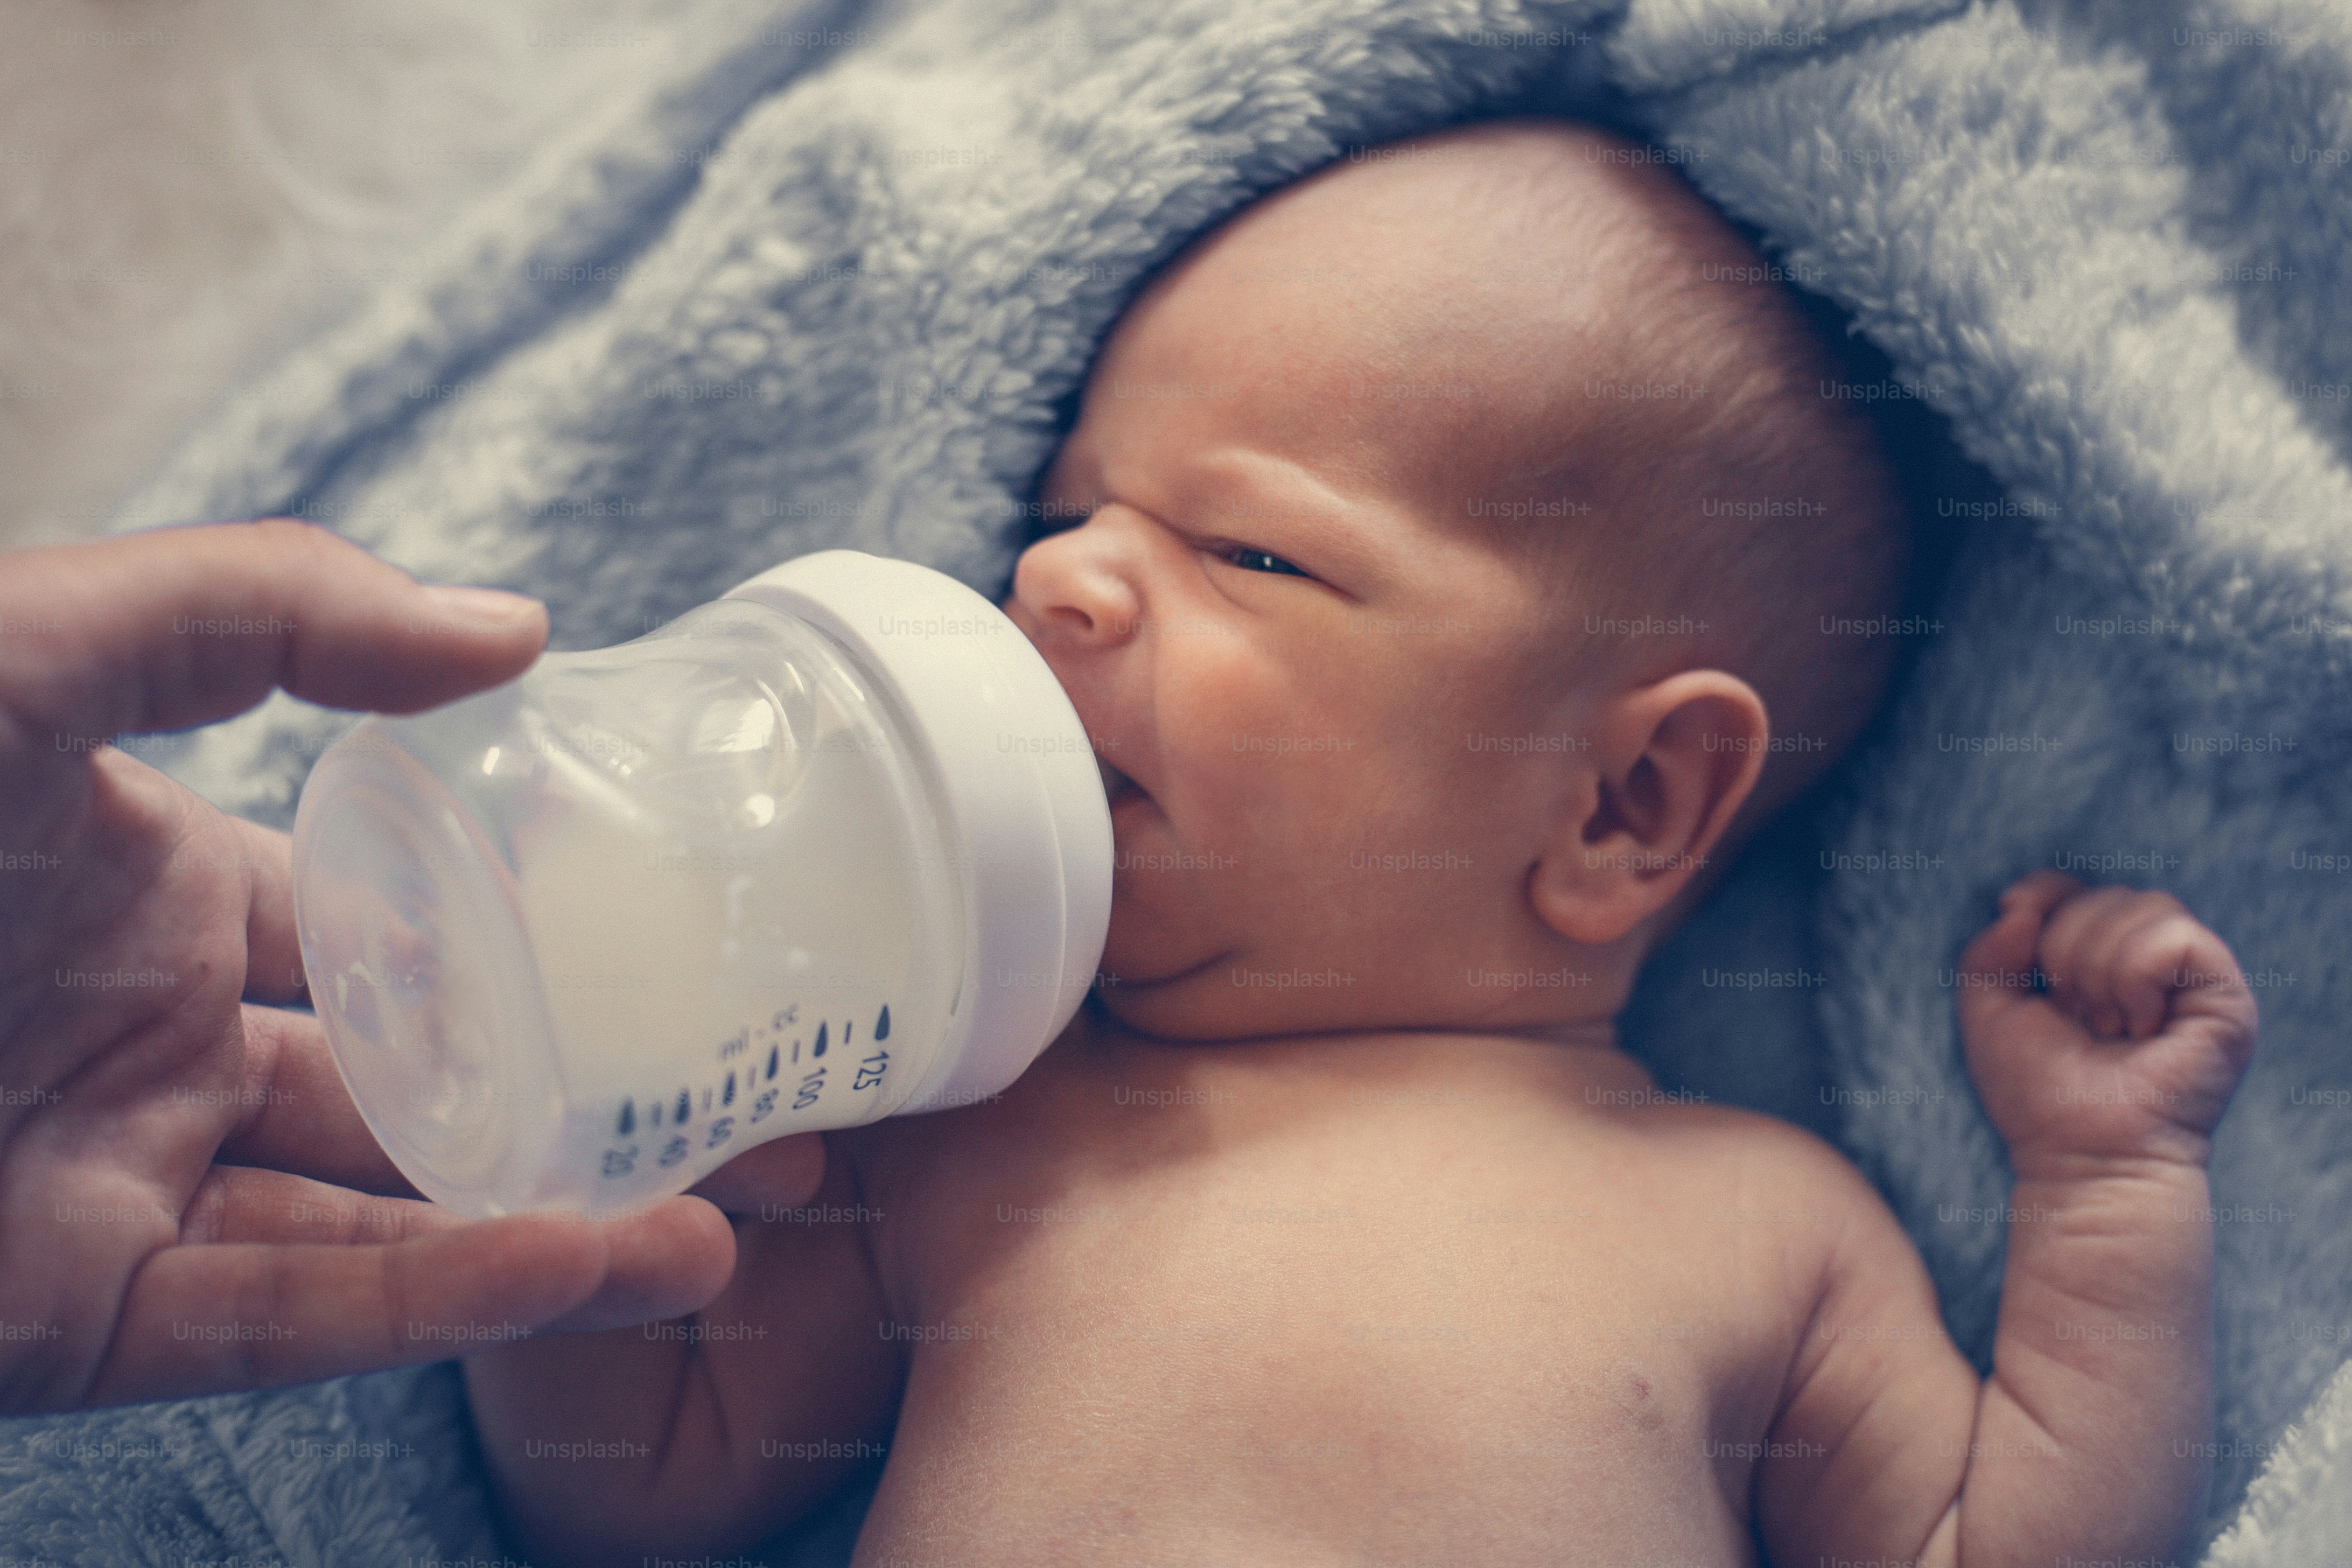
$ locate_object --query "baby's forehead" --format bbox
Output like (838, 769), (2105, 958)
(1137, 127), (1748, 446)
(1079, 120), (1813, 565)
(1193, 125), (1709, 329)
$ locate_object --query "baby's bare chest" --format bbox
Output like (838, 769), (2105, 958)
(838, 1044), (1818, 1565)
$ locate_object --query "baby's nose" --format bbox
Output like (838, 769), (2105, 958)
(1006, 515), (1147, 648)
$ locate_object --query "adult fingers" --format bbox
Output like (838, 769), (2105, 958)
(526, 1196), (740, 1336)
(0, 519), (545, 765)
(215, 1002), (421, 1198)
(181, 1164), (740, 1341)
(80, 1192), (733, 1408)
(177, 1163), (449, 1247)
(234, 816), (307, 1005)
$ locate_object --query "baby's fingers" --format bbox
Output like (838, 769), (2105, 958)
(2106, 904), (2218, 1040)
(1954, 871), (2078, 1034)
(2139, 916), (2258, 1049)
(2034, 882), (2152, 1036)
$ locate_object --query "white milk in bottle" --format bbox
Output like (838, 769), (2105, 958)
(292, 550), (1110, 1219)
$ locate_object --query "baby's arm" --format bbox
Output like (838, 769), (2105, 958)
(463, 1144), (904, 1566)
(1755, 871), (2257, 1565)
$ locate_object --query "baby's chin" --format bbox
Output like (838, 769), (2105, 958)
(1086, 891), (1267, 1041)
(1082, 978), (1297, 1046)
(1093, 885), (1219, 996)
(1088, 916), (1385, 1043)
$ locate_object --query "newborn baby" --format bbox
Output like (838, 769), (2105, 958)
(466, 120), (2256, 1566)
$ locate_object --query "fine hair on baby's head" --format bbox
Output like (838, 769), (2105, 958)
(1013, 115), (1913, 1039)
(1381, 118), (1913, 855)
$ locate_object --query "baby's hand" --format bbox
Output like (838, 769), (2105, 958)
(1955, 870), (2256, 1171)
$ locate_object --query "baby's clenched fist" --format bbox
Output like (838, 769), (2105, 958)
(1954, 869), (2258, 1171)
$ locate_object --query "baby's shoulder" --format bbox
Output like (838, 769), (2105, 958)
(1619, 1097), (1893, 1236)
(1624, 1093), (1861, 1175)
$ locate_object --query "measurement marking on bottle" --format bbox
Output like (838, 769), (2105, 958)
(601, 1002), (902, 1178)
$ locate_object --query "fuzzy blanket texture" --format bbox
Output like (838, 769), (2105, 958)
(4, 0), (2347, 1560)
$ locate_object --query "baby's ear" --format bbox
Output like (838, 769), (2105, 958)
(1526, 669), (1767, 948)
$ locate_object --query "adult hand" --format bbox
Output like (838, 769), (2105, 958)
(0, 519), (823, 1412)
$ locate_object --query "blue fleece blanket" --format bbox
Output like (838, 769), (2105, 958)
(9, 0), (2348, 1560)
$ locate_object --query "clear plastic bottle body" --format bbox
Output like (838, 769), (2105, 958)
(293, 596), (968, 1218)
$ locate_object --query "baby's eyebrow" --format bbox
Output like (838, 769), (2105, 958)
(1177, 451), (1393, 586)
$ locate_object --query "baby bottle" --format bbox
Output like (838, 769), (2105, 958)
(289, 550), (1112, 1220)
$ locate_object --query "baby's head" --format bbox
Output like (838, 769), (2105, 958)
(1002, 118), (1908, 1046)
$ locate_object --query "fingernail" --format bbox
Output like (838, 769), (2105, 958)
(422, 584), (543, 631)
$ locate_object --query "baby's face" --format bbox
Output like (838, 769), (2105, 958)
(999, 162), (1620, 1044)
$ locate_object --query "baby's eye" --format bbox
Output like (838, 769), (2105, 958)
(1219, 544), (1310, 578)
